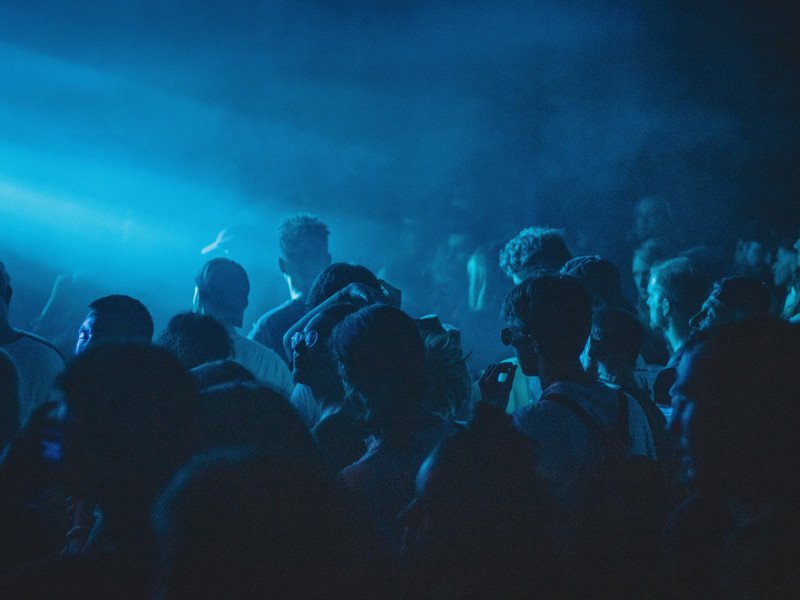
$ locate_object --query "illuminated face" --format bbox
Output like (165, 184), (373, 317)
(646, 276), (667, 330)
(75, 313), (96, 356)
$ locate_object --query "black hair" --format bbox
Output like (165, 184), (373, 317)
(305, 262), (381, 311)
(87, 294), (154, 344)
(156, 312), (233, 369)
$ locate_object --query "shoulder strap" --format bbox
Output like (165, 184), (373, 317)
(544, 389), (631, 455)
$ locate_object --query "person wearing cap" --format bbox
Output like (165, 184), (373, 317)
(689, 276), (772, 332)
(0, 261), (65, 430)
(194, 258), (294, 399)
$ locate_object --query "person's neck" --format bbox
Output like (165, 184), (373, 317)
(597, 362), (638, 390)
(538, 357), (593, 391)
(664, 321), (690, 355)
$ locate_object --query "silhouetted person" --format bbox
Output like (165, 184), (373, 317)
(333, 304), (458, 563)
(156, 312), (233, 369)
(499, 226), (572, 283)
(249, 215), (331, 363)
(0, 262), (64, 427)
(665, 318), (800, 599)
(193, 257), (293, 398)
(689, 276), (771, 332)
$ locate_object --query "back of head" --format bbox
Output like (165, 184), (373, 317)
(305, 262), (381, 311)
(280, 214), (329, 264)
(156, 312), (233, 369)
(649, 257), (708, 321)
(709, 276), (772, 318)
(415, 315), (470, 420)
(503, 273), (592, 361)
(57, 343), (200, 509)
(499, 227), (571, 281)
(195, 258), (250, 328)
(590, 307), (644, 365)
(197, 381), (323, 474)
(561, 255), (628, 309)
(153, 446), (353, 600)
(332, 304), (426, 440)
(87, 294), (154, 345)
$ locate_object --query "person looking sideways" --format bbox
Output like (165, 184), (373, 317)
(249, 214), (331, 364)
(689, 276), (771, 333)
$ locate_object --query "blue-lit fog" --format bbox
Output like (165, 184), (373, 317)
(0, 1), (797, 334)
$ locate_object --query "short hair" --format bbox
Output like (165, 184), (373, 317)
(195, 258), (250, 328)
(331, 304), (425, 444)
(157, 312), (233, 370)
(649, 257), (708, 319)
(632, 239), (668, 267)
(707, 276), (771, 317)
(503, 273), (591, 361)
(561, 255), (628, 309)
(305, 263), (381, 311)
(87, 295), (154, 344)
(190, 360), (257, 391)
(499, 227), (571, 280)
(590, 307), (644, 365)
(279, 214), (329, 264)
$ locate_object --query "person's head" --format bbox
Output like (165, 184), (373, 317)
(194, 258), (250, 328)
(75, 295), (154, 356)
(689, 276), (771, 332)
(670, 318), (800, 500)
(401, 403), (552, 597)
(153, 446), (351, 600)
(632, 239), (668, 307)
(583, 307), (644, 378)
(57, 343), (201, 519)
(331, 304), (426, 442)
(499, 227), (571, 283)
(502, 273), (591, 376)
(157, 312), (233, 370)
(304, 262), (381, 311)
(291, 303), (359, 406)
(415, 315), (471, 420)
(646, 257), (707, 334)
(467, 241), (506, 312)
(278, 214), (331, 296)
(561, 255), (629, 309)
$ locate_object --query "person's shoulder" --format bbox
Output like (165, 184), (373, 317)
(7, 330), (66, 364)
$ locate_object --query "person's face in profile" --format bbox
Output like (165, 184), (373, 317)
(75, 312), (96, 356)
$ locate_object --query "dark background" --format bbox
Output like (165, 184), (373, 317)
(0, 1), (797, 333)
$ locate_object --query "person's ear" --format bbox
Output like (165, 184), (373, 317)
(661, 297), (671, 317)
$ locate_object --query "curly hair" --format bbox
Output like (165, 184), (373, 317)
(279, 214), (329, 263)
(499, 227), (571, 280)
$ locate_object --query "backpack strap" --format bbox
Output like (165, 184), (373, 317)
(544, 389), (631, 455)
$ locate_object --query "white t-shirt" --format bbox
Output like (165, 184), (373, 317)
(231, 333), (294, 399)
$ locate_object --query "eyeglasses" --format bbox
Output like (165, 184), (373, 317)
(290, 330), (318, 350)
(500, 327), (531, 346)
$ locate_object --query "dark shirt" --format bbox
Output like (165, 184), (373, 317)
(248, 298), (306, 365)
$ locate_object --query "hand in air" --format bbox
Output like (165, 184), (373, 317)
(478, 362), (517, 411)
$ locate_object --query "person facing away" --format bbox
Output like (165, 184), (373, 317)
(499, 226), (572, 284)
(193, 257), (293, 398)
(249, 214), (331, 364)
(0, 261), (64, 427)
(688, 275), (772, 333)
(666, 318), (800, 600)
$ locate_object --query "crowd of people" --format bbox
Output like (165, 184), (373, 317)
(0, 203), (798, 599)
